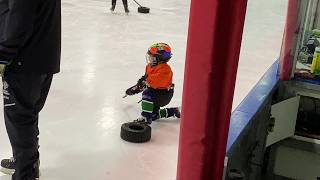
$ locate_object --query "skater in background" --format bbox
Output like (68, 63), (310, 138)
(125, 43), (181, 124)
(110, 0), (129, 13)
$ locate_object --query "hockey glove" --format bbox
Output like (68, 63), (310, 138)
(137, 75), (146, 85)
(125, 83), (145, 96)
(124, 75), (147, 96)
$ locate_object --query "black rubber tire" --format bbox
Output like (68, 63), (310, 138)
(120, 122), (151, 143)
(138, 6), (150, 13)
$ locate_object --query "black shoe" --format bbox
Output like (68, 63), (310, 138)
(0, 157), (40, 178)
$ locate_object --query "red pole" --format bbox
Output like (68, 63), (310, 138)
(279, 0), (299, 80)
(177, 0), (248, 179)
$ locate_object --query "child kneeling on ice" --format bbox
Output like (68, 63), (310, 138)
(125, 43), (181, 124)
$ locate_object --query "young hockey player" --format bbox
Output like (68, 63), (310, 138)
(125, 43), (181, 124)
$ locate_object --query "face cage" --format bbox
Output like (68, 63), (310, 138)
(146, 53), (158, 66)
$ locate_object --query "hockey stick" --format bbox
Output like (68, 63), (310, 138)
(132, 0), (143, 7)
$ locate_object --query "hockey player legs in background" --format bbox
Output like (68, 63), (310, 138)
(110, 0), (129, 14)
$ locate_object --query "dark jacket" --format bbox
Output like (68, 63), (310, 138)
(0, 0), (8, 40)
(0, 0), (61, 74)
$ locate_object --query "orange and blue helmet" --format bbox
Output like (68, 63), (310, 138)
(146, 43), (172, 66)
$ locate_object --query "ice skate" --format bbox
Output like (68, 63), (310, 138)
(0, 157), (40, 179)
(110, 4), (115, 12)
(0, 157), (15, 175)
(125, 7), (130, 14)
(133, 117), (150, 124)
(124, 5), (129, 15)
(173, 107), (181, 118)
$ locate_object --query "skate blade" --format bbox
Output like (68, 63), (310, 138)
(0, 167), (14, 175)
(0, 167), (41, 178)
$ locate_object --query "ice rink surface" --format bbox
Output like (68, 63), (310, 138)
(0, 0), (287, 179)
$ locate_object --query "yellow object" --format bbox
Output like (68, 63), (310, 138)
(312, 29), (320, 38)
(311, 47), (320, 75)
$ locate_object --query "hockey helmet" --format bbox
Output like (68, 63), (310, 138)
(146, 43), (172, 66)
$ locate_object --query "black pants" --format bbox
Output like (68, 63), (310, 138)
(141, 87), (174, 122)
(151, 88), (174, 107)
(111, 0), (128, 6)
(2, 71), (53, 180)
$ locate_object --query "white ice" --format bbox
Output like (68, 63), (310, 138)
(0, 0), (287, 179)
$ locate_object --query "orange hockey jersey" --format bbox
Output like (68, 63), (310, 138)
(145, 63), (173, 89)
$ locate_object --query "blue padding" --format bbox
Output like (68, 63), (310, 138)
(226, 60), (280, 152)
(293, 77), (320, 85)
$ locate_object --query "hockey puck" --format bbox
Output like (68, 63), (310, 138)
(120, 122), (151, 143)
(138, 6), (150, 13)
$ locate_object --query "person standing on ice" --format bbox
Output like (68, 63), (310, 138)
(0, 0), (61, 179)
(110, 0), (129, 14)
(125, 43), (181, 124)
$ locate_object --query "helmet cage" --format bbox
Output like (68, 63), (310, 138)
(147, 43), (172, 66)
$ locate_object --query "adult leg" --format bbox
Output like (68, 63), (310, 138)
(110, 0), (116, 11)
(122, 0), (129, 13)
(2, 72), (52, 180)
